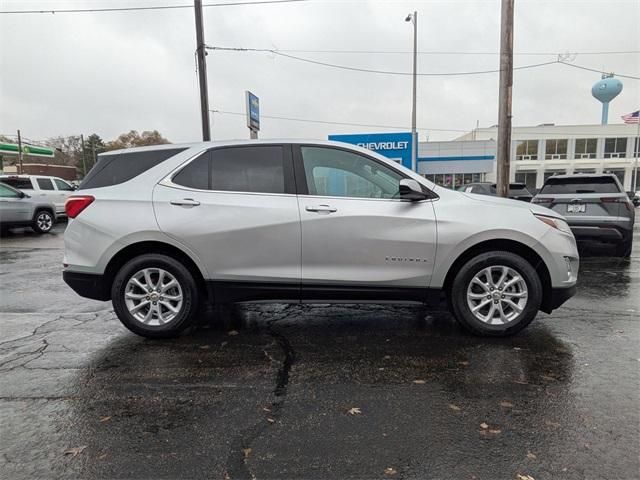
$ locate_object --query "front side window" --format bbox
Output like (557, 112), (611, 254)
(300, 147), (402, 199)
(173, 146), (286, 194)
(36, 178), (55, 190)
(604, 138), (627, 158)
(575, 138), (597, 159)
(515, 140), (538, 160)
(0, 183), (20, 198)
(545, 139), (568, 159)
(54, 179), (74, 191)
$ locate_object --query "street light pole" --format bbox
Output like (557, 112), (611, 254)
(194, 0), (211, 141)
(496, 0), (514, 198)
(406, 11), (418, 172)
(17, 129), (23, 174)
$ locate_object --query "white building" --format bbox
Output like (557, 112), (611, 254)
(453, 123), (639, 191)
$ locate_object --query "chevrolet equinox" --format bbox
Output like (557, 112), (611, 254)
(63, 141), (578, 338)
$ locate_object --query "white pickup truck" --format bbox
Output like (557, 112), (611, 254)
(0, 175), (75, 215)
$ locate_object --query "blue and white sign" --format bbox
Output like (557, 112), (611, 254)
(245, 91), (260, 131)
(328, 132), (413, 170)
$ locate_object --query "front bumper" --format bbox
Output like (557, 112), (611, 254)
(541, 285), (577, 313)
(63, 271), (110, 301)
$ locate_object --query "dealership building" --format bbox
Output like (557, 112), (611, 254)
(330, 123), (639, 191)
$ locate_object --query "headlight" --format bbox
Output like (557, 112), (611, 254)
(534, 214), (572, 235)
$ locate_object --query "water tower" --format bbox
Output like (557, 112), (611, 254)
(591, 74), (623, 125)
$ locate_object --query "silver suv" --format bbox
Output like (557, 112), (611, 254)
(532, 174), (635, 257)
(0, 182), (56, 233)
(63, 141), (578, 338)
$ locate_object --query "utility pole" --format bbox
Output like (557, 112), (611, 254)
(406, 11), (418, 172)
(496, 0), (514, 197)
(17, 130), (24, 174)
(80, 134), (87, 177)
(194, 0), (211, 141)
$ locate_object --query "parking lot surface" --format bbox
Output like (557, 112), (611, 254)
(1, 222), (638, 480)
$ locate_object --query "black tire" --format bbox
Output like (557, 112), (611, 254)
(111, 254), (200, 338)
(614, 236), (633, 258)
(31, 209), (55, 234)
(449, 251), (542, 337)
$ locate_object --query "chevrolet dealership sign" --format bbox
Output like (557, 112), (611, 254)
(328, 132), (413, 170)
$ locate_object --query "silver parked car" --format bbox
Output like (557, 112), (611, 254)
(0, 182), (57, 233)
(63, 141), (578, 338)
(532, 174), (635, 257)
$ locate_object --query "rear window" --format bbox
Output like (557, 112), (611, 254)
(1, 178), (33, 190)
(539, 177), (621, 195)
(80, 148), (186, 189)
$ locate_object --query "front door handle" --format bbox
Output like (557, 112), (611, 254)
(305, 204), (337, 213)
(170, 198), (201, 207)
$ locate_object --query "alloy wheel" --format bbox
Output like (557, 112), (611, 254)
(124, 268), (184, 326)
(466, 265), (528, 325)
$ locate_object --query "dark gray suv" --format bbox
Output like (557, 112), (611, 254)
(532, 174), (635, 257)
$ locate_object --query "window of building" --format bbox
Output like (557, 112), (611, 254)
(424, 173), (483, 188)
(543, 169), (566, 181)
(545, 139), (568, 160)
(604, 138), (627, 158)
(515, 140), (538, 160)
(575, 138), (597, 159)
(514, 171), (537, 191)
(634, 138), (640, 157)
(36, 178), (55, 190)
(603, 168), (625, 186)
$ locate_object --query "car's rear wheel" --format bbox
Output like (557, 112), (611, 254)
(449, 251), (542, 336)
(32, 210), (54, 234)
(111, 254), (200, 338)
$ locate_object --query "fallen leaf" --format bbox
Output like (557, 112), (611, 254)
(98, 453), (108, 460)
(199, 345), (210, 350)
(448, 404), (461, 411)
(480, 422), (489, 429)
(458, 361), (470, 366)
(383, 355), (391, 360)
(526, 452), (537, 460)
(544, 420), (561, 428)
(99, 416), (111, 423)
(384, 467), (397, 476)
(266, 417), (275, 423)
(516, 474), (535, 480)
(541, 375), (556, 381)
(412, 379), (426, 384)
(243, 448), (252, 459)
(347, 407), (362, 415)
(513, 347), (522, 351)
(488, 429), (502, 434)
(220, 341), (228, 347)
(64, 446), (87, 457)
(262, 407), (272, 412)
(500, 401), (514, 408)
(227, 330), (239, 336)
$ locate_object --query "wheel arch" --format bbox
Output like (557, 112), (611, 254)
(103, 241), (208, 301)
(442, 238), (553, 313)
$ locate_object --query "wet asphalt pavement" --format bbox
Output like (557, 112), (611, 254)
(0, 221), (638, 480)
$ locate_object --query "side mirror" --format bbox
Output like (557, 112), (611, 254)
(18, 191), (27, 199)
(399, 179), (428, 201)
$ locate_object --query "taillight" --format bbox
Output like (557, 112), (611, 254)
(600, 197), (634, 211)
(65, 195), (95, 218)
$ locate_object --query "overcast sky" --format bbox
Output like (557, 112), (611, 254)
(1, 0), (638, 146)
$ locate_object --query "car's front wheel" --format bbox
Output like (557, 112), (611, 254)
(111, 254), (200, 338)
(449, 251), (542, 336)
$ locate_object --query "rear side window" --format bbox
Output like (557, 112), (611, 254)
(173, 146), (286, 194)
(2, 178), (33, 190)
(540, 177), (621, 194)
(80, 148), (186, 189)
(37, 178), (55, 190)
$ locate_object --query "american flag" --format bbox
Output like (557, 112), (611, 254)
(621, 110), (640, 124)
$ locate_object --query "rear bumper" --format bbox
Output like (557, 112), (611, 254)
(570, 226), (624, 241)
(63, 270), (110, 301)
(541, 285), (577, 313)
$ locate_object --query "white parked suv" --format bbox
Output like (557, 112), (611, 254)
(0, 174), (75, 215)
(63, 141), (578, 338)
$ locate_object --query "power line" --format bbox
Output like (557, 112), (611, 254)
(207, 46), (559, 76)
(260, 49), (640, 56)
(0, 0), (311, 14)
(211, 109), (470, 132)
(559, 61), (640, 80)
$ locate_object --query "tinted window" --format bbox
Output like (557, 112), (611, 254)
(210, 146), (285, 194)
(2, 178), (33, 190)
(540, 177), (621, 194)
(36, 178), (55, 190)
(54, 179), (74, 191)
(0, 183), (20, 198)
(301, 147), (402, 199)
(80, 148), (186, 189)
(172, 152), (209, 190)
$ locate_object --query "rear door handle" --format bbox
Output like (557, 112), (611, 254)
(305, 204), (337, 213)
(170, 198), (201, 207)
